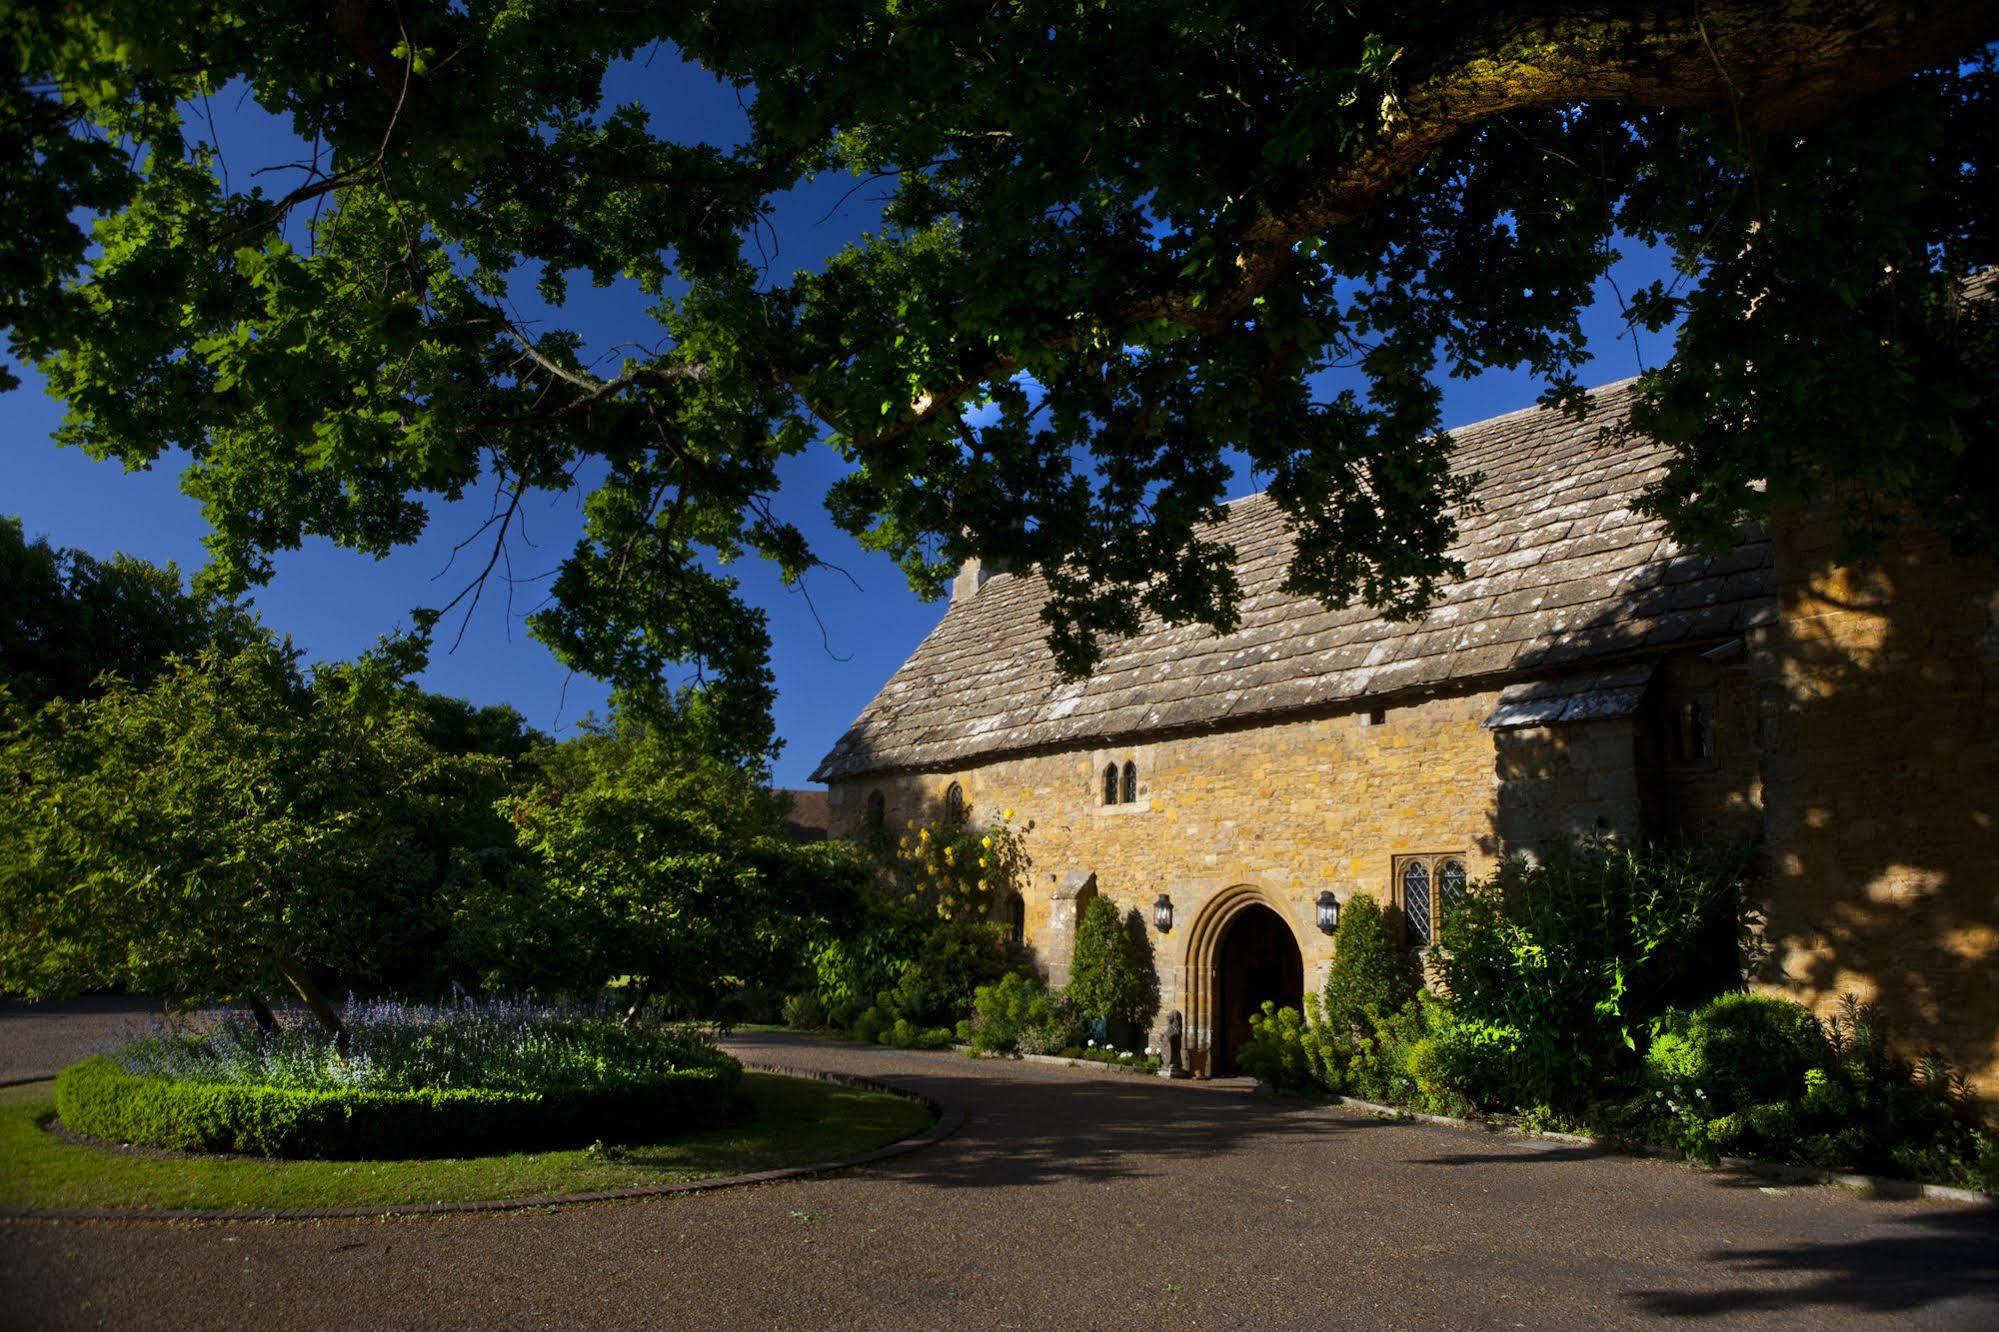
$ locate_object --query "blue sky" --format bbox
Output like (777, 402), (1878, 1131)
(3, 51), (1678, 787)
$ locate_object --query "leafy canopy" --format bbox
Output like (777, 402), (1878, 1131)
(0, 515), (257, 708)
(0, 630), (499, 1018)
(491, 710), (866, 1008)
(7, 3), (1996, 757)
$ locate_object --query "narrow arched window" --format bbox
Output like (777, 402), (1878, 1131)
(943, 782), (965, 824)
(1010, 894), (1026, 946)
(1401, 860), (1433, 947)
(1121, 760), (1137, 804)
(1438, 858), (1467, 918)
(864, 789), (886, 831)
(1103, 763), (1119, 806)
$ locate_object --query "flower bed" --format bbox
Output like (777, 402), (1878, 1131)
(56, 999), (742, 1159)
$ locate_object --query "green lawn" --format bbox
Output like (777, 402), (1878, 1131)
(0, 1072), (931, 1213)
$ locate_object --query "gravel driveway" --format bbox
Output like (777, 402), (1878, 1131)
(2, 1023), (1996, 1329)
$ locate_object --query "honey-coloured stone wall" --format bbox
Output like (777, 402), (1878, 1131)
(828, 687), (1650, 1071)
(1753, 517), (1999, 1096)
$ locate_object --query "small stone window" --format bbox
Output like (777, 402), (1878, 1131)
(1394, 853), (1468, 948)
(1672, 696), (1717, 764)
(1009, 894), (1026, 946)
(1121, 760), (1138, 804)
(864, 789), (886, 831)
(1102, 763), (1119, 805)
(943, 781), (966, 824)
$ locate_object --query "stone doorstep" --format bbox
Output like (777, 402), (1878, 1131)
(954, 1044), (1993, 1205)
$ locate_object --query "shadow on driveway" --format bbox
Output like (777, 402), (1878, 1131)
(1631, 1206), (1999, 1318)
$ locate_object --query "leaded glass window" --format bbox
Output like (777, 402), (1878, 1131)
(1438, 859), (1467, 915)
(944, 782), (965, 824)
(865, 789), (886, 830)
(1121, 761), (1137, 804)
(1402, 860), (1433, 946)
(1103, 763), (1119, 805)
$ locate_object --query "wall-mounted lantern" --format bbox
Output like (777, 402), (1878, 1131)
(1316, 891), (1341, 935)
(1153, 893), (1173, 933)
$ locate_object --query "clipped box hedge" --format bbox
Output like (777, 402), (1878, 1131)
(55, 1052), (743, 1159)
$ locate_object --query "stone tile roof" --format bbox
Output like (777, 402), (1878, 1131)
(813, 380), (1775, 781)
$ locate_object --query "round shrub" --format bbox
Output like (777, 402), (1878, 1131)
(55, 997), (744, 1159)
(1646, 993), (1832, 1108)
(56, 1053), (741, 1159)
(1410, 1014), (1529, 1113)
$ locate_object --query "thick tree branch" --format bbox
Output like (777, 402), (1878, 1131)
(328, 0), (407, 102)
(861, 0), (1997, 446)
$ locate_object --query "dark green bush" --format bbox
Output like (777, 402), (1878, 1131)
(1640, 994), (1999, 1189)
(55, 1052), (742, 1159)
(811, 904), (1012, 1043)
(1320, 893), (1419, 1037)
(1435, 838), (1743, 1111)
(781, 991), (827, 1030)
(961, 971), (1062, 1055)
(1646, 993), (1832, 1110)
(1408, 1011), (1531, 1114)
(1066, 896), (1158, 1032)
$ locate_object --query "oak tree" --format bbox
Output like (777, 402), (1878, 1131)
(7, 2), (1995, 756)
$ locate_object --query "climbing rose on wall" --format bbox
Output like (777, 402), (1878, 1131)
(889, 810), (1030, 926)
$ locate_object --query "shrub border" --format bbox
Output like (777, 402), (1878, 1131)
(1285, 1086), (1996, 1205)
(53, 1054), (745, 1160)
(1, 1064), (961, 1222)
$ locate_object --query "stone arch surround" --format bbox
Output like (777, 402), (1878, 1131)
(1179, 883), (1309, 1078)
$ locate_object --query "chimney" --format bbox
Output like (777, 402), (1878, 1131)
(951, 557), (992, 603)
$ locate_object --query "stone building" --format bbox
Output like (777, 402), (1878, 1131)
(812, 381), (1999, 1089)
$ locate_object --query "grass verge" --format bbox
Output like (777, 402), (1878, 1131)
(0, 1072), (930, 1213)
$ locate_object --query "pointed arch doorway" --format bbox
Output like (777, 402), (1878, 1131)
(1185, 888), (1305, 1076)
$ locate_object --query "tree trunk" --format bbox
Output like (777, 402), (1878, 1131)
(623, 978), (650, 1028)
(273, 956), (350, 1055)
(247, 997), (281, 1036)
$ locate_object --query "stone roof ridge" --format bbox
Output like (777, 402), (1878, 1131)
(811, 376), (1773, 783)
(1209, 376), (1644, 513)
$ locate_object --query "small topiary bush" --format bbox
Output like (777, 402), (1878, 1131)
(1320, 893), (1419, 1038)
(1408, 1011), (1530, 1114)
(1066, 896), (1159, 1038)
